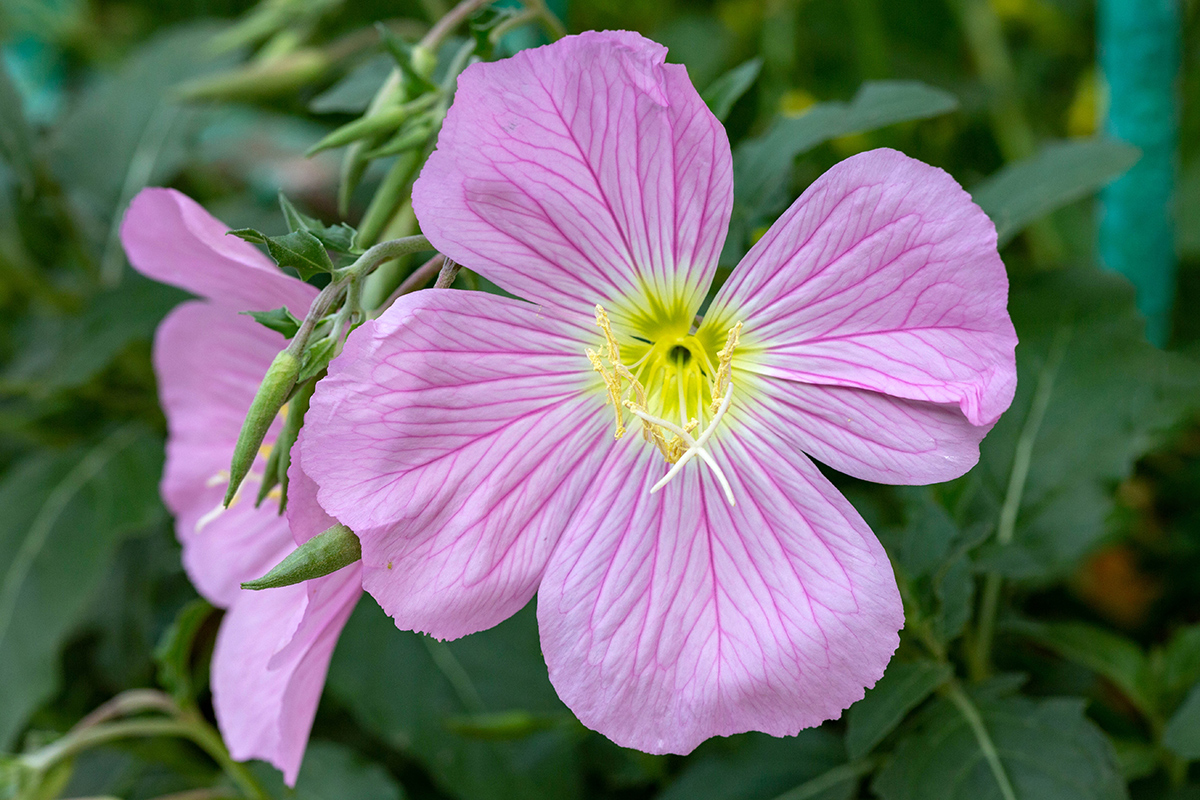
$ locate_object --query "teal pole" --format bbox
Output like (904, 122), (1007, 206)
(1098, 0), (1181, 346)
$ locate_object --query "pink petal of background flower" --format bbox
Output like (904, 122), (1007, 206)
(122, 188), (317, 316)
(153, 302), (294, 605)
(123, 188), (355, 785)
(212, 437), (361, 787)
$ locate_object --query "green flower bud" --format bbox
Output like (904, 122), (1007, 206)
(224, 350), (300, 507)
(241, 523), (361, 590)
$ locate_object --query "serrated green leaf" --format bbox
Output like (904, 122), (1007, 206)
(153, 598), (216, 706)
(846, 660), (953, 759)
(243, 307), (302, 339)
(873, 694), (1128, 800)
(0, 427), (165, 749)
(970, 268), (1200, 579)
(1007, 620), (1152, 714)
(1163, 685), (1200, 761)
(657, 730), (849, 800)
(972, 138), (1141, 247)
(732, 81), (958, 224)
(277, 193), (358, 254)
(266, 230), (335, 279)
(701, 58), (762, 123)
(328, 600), (581, 800)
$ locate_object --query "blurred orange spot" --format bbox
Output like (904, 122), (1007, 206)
(1073, 545), (1162, 629)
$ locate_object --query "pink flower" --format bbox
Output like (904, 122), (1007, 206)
(121, 189), (361, 784)
(303, 31), (1017, 754)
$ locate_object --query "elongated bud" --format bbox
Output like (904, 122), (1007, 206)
(225, 350), (300, 507)
(177, 49), (330, 102)
(241, 524), (361, 590)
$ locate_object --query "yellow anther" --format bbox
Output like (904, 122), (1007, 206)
(710, 321), (743, 415)
(588, 347), (626, 439)
(594, 305), (622, 365)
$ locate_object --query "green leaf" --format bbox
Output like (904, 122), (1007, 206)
(1160, 625), (1200, 710)
(970, 268), (1200, 579)
(232, 227), (335, 280)
(328, 600), (581, 800)
(1, 274), (187, 397)
(972, 139), (1141, 248)
(267, 230), (336, 280)
(243, 307), (302, 339)
(1163, 684), (1200, 761)
(701, 58), (762, 123)
(0, 60), (38, 195)
(1007, 620), (1152, 714)
(153, 598), (216, 706)
(294, 742), (405, 800)
(733, 81), (958, 223)
(249, 741), (405, 800)
(873, 693), (1128, 800)
(277, 193), (358, 254)
(0, 427), (165, 749)
(49, 23), (232, 281)
(845, 660), (953, 759)
(657, 730), (849, 800)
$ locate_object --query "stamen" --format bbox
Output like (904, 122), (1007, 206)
(710, 322), (742, 415)
(587, 305), (742, 505)
(649, 383), (736, 504)
(588, 347), (626, 439)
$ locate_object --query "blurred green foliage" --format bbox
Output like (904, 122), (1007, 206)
(1, 0), (1199, 799)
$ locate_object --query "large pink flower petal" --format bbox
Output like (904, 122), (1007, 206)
(412, 30), (732, 322)
(154, 302), (293, 606)
(211, 568), (360, 786)
(744, 377), (987, 484)
(705, 148), (1017, 427)
(304, 289), (611, 640)
(538, 420), (902, 754)
(122, 188), (318, 316)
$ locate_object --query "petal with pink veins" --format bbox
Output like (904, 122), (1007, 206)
(413, 30), (732, 323)
(538, 424), (902, 755)
(743, 376), (988, 484)
(211, 567), (360, 786)
(304, 290), (612, 640)
(705, 148), (1017, 427)
(122, 187), (317, 317)
(155, 302), (294, 606)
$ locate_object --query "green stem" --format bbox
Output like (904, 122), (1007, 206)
(945, 682), (1018, 800)
(288, 234), (431, 359)
(22, 713), (267, 799)
(970, 323), (1070, 680)
(420, 0), (496, 50)
(75, 689), (180, 730)
(769, 758), (878, 800)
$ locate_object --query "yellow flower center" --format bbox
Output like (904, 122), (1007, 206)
(586, 304), (742, 504)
